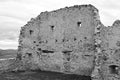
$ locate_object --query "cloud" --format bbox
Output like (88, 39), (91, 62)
(99, 0), (120, 10)
(0, 31), (18, 40)
(0, 1), (33, 21)
(0, 30), (18, 49)
(0, 40), (18, 49)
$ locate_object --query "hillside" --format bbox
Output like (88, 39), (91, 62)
(0, 49), (17, 59)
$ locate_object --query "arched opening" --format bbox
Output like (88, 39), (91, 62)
(109, 65), (119, 74)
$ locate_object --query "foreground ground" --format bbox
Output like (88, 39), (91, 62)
(0, 70), (91, 80)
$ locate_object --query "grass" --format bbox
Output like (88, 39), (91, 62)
(0, 70), (91, 80)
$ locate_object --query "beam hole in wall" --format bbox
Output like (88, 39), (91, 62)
(62, 50), (72, 54)
(33, 41), (36, 43)
(50, 25), (55, 31)
(39, 41), (42, 44)
(77, 21), (81, 27)
(42, 50), (54, 53)
(96, 26), (101, 30)
(29, 30), (34, 35)
(74, 37), (77, 41)
(36, 45), (39, 46)
(55, 39), (58, 42)
(84, 37), (87, 40)
(37, 48), (41, 51)
(26, 53), (32, 57)
(62, 39), (65, 42)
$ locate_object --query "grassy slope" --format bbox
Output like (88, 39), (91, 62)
(0, 49), (17, 59)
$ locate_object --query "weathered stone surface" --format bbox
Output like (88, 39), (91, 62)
(98, 20), (120, 80)
(91, 20), (105, 80)
(17, 4), (101, 76)
(90, 20), (120, 80)
(3, 4), (118, 80)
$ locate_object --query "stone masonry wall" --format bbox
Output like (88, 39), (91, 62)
(17, 4), (100, 76)
(99, 20), (120, 80)
(16, 4), (120, 80)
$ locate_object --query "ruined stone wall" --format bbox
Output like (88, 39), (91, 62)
(91, 20), (120, 80)
(17, 4), (101, 76)
(16, 4), (120, 80)
(100, 20), (120, 80)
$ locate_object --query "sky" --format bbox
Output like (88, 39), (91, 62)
(0, 0), (120, 49)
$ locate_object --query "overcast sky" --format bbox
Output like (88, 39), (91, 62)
(0, 0), (120, 49)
